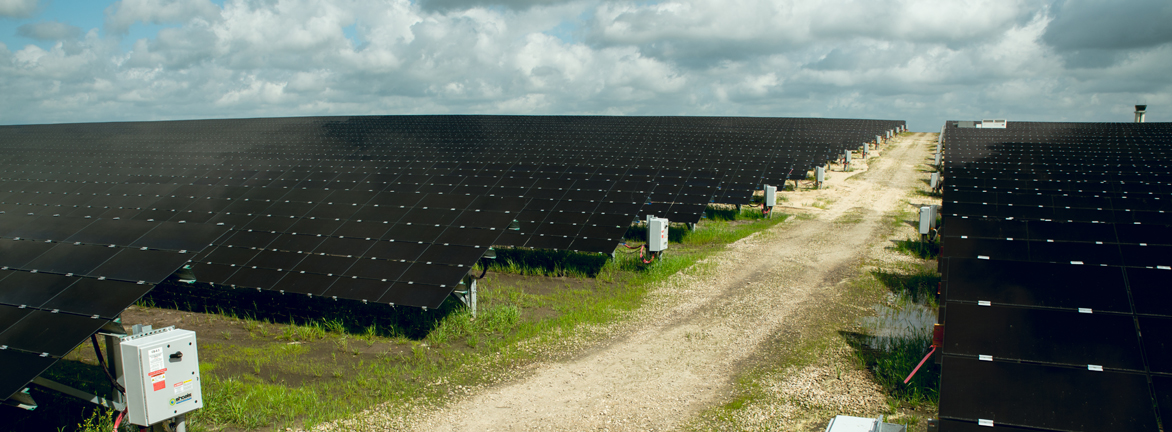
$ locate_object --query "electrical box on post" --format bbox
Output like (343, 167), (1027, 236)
(844, 150), (852, 164)
(919, 206), (932, 235)
(930, 173), (940, 189)
(647, 216), (669, 252)
(815, 166), (825, 183)
(120, 327), (203, 426)
(764, 184), (776, 207)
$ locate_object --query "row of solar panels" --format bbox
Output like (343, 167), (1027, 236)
(0, 116), (903, 205)
(0, 115), (904, 404)
(937, 120), (1172, 431)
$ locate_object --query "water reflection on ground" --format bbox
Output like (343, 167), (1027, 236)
(858, 301), (936, 350)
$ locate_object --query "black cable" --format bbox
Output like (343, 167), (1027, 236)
(91, 334), (125, 394)
(477, 258), (489, 279)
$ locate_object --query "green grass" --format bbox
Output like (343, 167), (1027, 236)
(892, 237), (940, 260)
(75, 408), (116, 432)
(871, 265), (941, 307)
(856, 332), (939, 405)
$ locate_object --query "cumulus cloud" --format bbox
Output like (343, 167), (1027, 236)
(16, 21), (83, 40)
(105, 0), (221, 34)
(0, 0), (38, 18)
(0, 0), (1167, 129)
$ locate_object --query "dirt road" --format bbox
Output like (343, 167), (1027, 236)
(373, 133), (933, 431)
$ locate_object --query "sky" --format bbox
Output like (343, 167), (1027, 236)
(0, 0), (1169, 131)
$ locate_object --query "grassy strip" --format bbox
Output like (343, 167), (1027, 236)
(57, 214), (792, 431)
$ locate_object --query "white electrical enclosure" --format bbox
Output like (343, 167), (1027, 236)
(815, 166), (825, 182)
(825, 415), (907, 432)
(844, 151), (852, 163)
(120, 327), (203, 426)
(648, 216), (669, 252)
(765, 184), (777, 207)
(919, 207), (932, 235)
(930, 173), (940, 189)
(979, 119), (1007, 129)
(876, 135), (882, 144)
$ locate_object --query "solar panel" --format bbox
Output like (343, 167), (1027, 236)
(937, 120), (1172, 431)
(939, 356), (1156, 430)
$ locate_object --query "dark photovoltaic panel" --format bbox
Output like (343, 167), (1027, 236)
(939, 356), (1156, 430)
(0, 115), (905, 403)
(936, 121), (1172, 430)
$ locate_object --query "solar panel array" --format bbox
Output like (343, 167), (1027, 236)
(937, 121), (1172, 431)
(0, 115), (902, 405)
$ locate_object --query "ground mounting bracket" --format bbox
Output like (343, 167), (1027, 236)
(2, 388), (37, 410)
(31, 376), (125, 412)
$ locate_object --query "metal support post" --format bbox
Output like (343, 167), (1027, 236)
(174, 414), (188, 432)
(454, 275), (478, 318)
(470, 278), (477, 319)
(103, 333), (125, 407)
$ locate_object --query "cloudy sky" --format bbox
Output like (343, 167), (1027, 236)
(0, 0), (1168, 130)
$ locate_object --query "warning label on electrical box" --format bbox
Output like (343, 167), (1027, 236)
(150, 370), (166, 391)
